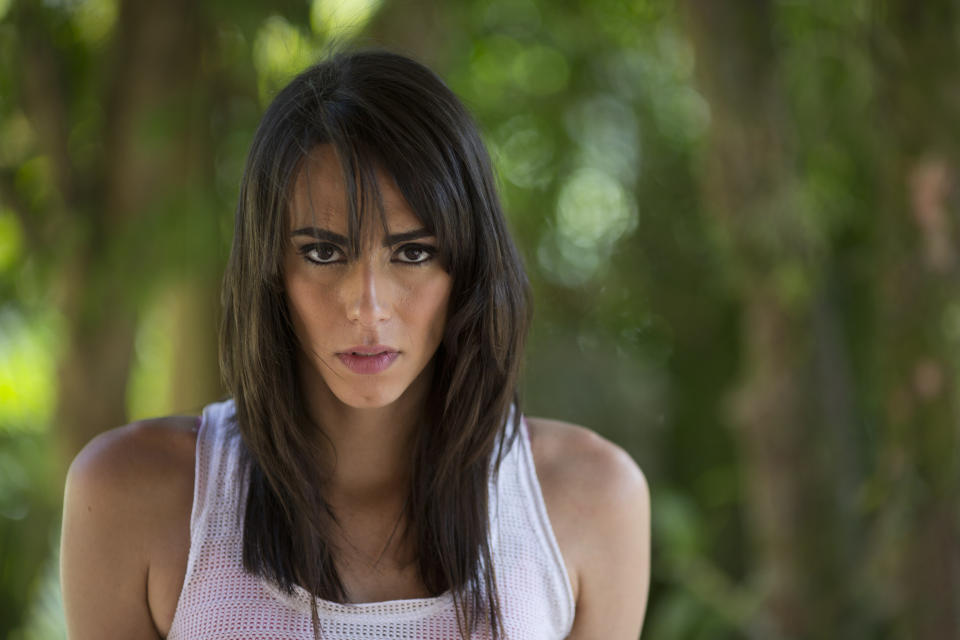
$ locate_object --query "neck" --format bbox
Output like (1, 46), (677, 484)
(299, 361), (433, 509)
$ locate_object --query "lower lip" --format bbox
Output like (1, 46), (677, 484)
(337, 351), (399, 375)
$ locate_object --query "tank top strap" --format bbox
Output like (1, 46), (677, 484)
(488, 414), (576, 637)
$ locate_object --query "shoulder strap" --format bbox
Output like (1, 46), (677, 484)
(182, 399), (241, 582)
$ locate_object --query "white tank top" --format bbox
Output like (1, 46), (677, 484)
(167, 399), (575, 639)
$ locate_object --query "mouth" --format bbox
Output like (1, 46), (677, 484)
(337, 344), (398, 356)
(336, 346), (400, 375)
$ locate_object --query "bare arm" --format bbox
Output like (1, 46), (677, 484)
(61, 425), (162, 638)
(61, 419), (195, 639)
(566, 443), (650, 638)
(528, 419), (651, 639)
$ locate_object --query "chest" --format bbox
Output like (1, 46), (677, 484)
(324, 502), (433, 602)
(336, 556), (432, 603)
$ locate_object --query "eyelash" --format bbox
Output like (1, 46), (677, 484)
(298, 243), (437, 266)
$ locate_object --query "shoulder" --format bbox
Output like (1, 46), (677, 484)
(65, 416), (198, 515)
(525, 416), (650, 639)
(69, 414), (199, 470)
(524, 417), (649, 534)
(525, 417), (646, 491)
(62, 416), (198, 639)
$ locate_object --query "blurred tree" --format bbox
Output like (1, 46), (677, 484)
(4, 0), (222, 467)
(868, 2), (960, 637)
(0, 1), (228, 631)
(2, 1), (958, 639)
(683, 1), (860, 637)
(682, 2), (960, 638)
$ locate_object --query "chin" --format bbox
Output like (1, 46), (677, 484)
(332, 385), (405, 410)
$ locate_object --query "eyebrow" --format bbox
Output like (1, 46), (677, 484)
(290, 227), (434, 246)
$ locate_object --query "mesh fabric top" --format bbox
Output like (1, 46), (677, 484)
(167, 399), (575, 639)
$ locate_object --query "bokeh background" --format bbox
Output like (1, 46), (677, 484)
(1, 0), (959, 638)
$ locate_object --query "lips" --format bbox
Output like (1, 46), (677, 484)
(336, 345), (399, 375)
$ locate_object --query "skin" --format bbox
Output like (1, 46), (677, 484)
(60, 145), (651, 638)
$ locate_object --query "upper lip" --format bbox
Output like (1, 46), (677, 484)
(338, 345), (398, 356)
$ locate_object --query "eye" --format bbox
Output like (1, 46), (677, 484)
(394, 244), (436, 265)
(300, 243), (344, 265)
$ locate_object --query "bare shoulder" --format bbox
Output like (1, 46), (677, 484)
(525, 417), (646, 494)
(62, 416), (198, 639)
(524, 418), (648, 541)
(65, 416), (198, 529)
(67, 415), (198, 489)
(525, 416), (651, 639)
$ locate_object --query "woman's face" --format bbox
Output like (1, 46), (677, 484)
(283, 145), (452, 411)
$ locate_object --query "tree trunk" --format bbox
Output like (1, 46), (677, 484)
(682, 3), (852, 637)
(870, 4), (960, 636)
(15, 0), (208, 467)
(170, 277), (225, 415)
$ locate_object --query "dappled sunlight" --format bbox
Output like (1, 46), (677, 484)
(0, 210), (23, 272)
(253, 0), (386, 103)
(0, 309), (61, 433)
(310, 0), (382, 39)
(565, 94), (640, 184)
(0, 113), (34, 167)
(468, 35), (523, 106)
(125, 291), (176, 422)
(492, 114), (555, 190)
(253, 16), (321, 104)
(538, 167), (637, 286)
(511, 43), (569, 96)
(602, 25), (709, 146)
(70, 0), (117, 46)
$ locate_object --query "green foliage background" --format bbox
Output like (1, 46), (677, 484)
(1, 0), (958, 638)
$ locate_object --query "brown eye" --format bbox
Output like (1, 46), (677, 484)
(394, 244), (435, 264)
(301, 243), (344, 264)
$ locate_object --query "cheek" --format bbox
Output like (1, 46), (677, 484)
(407, 276), (451, 342)
(284, 273), (333, 343)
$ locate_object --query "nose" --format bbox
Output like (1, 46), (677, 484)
(343, 259), (391, 326)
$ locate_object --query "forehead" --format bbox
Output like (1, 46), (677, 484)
(288, 145), (420, 232)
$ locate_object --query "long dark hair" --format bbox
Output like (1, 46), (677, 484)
(219, 50), (531, 638)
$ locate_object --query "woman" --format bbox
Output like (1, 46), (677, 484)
(61, 50), (650, 639)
